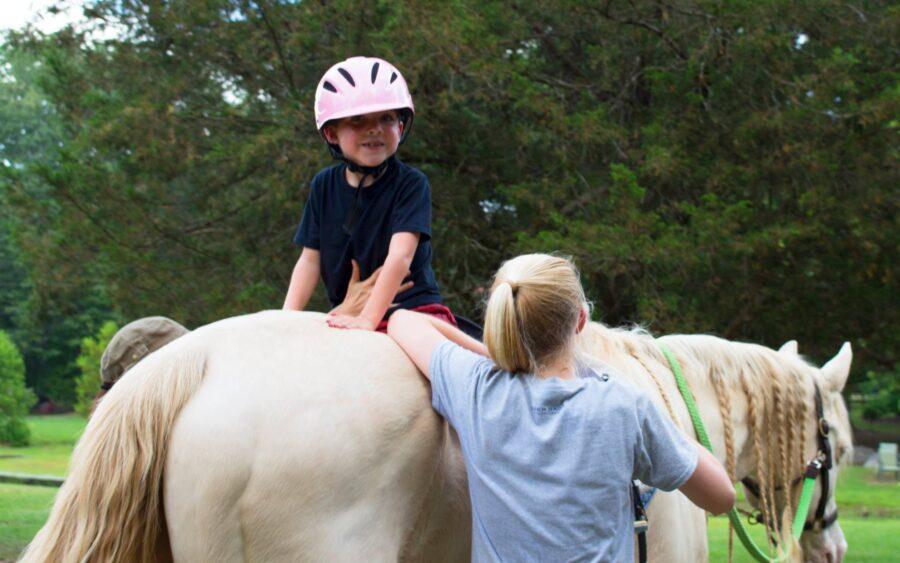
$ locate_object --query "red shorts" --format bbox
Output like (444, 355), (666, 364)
(376, 304), (458, 333)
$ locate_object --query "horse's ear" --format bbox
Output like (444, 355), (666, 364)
(821, 342), (852, 393)
(778, 340), (799, 355)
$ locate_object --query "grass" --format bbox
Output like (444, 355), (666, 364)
(0, 415), (86, 476)
(835, 465), (900, 518)
(1, 415), (899, 560)
(0, 483), (57, 560)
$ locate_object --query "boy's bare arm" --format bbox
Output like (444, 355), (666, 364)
(283, 247), (321, 311)
(327, 232), (418, 330)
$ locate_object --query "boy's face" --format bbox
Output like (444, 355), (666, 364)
(323, 110), (403, 168)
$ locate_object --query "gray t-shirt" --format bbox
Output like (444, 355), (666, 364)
(429, 341), (698, 563)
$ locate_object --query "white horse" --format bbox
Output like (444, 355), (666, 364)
(22, 311), (852, 562)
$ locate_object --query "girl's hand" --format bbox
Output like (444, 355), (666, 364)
(326, 313), (378, 331)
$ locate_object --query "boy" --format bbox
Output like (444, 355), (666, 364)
(283, 56), (455, 332)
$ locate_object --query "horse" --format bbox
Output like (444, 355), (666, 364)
(21, 310), (852, 562)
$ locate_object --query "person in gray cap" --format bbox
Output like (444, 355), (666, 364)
(98, 316), (190, 396)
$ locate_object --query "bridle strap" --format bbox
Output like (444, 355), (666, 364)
(805, 508), (839, 531)
(812, 383), (835, 528)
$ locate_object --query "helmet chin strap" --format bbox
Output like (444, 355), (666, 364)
(327, 143), (393, 179)
(345, 158), (390, 179)
(333, 148), (395, 235)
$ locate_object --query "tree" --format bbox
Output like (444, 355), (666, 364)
(0, 330), (37, 446)
(3, 0), (896, 387)
(74, 320), (119, 416)
(1, 42), (117, 406)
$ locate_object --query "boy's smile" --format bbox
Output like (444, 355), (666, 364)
(325, 110), (403, 170)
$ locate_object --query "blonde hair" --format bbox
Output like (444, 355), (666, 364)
(484, 254), (587, 373)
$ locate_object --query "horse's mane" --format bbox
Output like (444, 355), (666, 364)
(581, 322), (819, 556)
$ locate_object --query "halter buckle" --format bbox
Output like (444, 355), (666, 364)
(748, 512), (765, 526)
(804, 456), (823, 479)
(818, 418), (830, 437)
(634, 518), (649, 534)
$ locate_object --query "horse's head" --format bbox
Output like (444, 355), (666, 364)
(774, 341), (853, 563)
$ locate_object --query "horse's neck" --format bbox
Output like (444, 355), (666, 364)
(583, 324), (787, 482)
(581, 324), (697, 435)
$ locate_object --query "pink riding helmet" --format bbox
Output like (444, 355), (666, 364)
(314, 56), (415, 143)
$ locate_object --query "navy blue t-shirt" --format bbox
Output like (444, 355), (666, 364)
(293, 157), (442, 312)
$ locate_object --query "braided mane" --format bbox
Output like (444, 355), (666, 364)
(581, 324), (818, 559)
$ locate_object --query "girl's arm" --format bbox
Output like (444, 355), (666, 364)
(417, 314), (488, 357)
(677, 444), (736, 515)
(387, 310), (487, 379)
(328, 232), (418, 330)
(283, 247), (321, 310)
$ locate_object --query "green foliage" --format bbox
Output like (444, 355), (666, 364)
(74, 321), (119, 417)
(0, 43), (118, 406)
(0, 331), (36, 446)
(0, 0), (895, 389)
(859, 365), (900, 419)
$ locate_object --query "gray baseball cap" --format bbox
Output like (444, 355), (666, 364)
(100, 316), (189, 387)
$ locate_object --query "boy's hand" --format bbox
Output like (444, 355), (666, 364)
(326, 313), (378, 331)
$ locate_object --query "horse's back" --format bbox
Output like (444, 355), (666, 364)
(164, 311), (446, 562)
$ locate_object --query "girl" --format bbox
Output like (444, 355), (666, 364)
(387, 254), (735, 562)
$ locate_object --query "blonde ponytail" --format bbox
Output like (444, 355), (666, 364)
(483, 254), (587, 374)
(484, 281), (531, 372)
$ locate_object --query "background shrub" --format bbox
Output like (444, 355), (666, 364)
(74, 321), (119, 417)
(860, 365), (900, 420)
(0, 330), (37, 446)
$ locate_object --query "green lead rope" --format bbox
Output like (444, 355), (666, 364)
(657, 342), (816, 563)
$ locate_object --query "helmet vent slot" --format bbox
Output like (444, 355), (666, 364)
(390, 72), (398, 84)
(371, 62), (380, 83)
(322, 81), (337, 93)
(338, 68), (355, 87)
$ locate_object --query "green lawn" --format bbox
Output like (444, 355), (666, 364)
(835, 465), (900, 518)
(0, 415), (86, 476)
(1, 415), (899, 561)
(0, 483), (57, 560)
